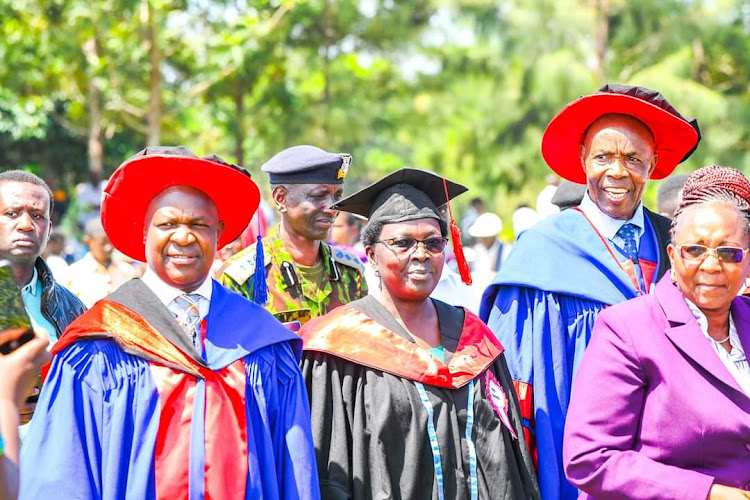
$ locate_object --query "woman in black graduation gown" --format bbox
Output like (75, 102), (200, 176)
(300, 168), (540, 500)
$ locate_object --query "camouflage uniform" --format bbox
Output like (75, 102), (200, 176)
(220, 226), (367, 325)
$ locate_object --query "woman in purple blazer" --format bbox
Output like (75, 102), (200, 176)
(564, 165), (750, 500)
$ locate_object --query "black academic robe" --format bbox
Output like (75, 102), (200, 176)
(300, 295), (540, 500)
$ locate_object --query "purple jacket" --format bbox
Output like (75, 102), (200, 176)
(564, 274), (750, 500)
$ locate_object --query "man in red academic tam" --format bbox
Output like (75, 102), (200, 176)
(20, 147), (320, 500)
(479, 84), (701, 500)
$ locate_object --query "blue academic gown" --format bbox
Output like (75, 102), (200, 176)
(479, 207), (669, 500)
(20, 279), (320, 500)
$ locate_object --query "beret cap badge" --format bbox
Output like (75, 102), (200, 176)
(337, 155), (352, 179)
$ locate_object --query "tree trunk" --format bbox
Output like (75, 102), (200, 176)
(692, 39), (706, 83)
(322, 0), (331, 104)
(83, 38), (103, 176)
(146, 0), (161, 146)
(321, 0), (332, 137)
(591, 0), (610, 83)
(234, 79), (245, 166)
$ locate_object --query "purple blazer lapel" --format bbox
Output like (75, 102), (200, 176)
(655, 275), (747, 397)
(731, 296), (750, 362)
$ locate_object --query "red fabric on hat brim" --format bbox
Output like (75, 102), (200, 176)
(101, 154), (260, 262)
(541, 93), (700, 184)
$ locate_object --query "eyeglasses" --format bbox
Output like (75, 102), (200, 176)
(376, 237), (448, 256)
(678, 244), (749, 264)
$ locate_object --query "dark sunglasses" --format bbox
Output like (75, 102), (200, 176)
(678, 244), (749, 264)
(376, 237), (448, 255)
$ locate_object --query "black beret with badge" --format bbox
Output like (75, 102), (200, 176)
(262, 145), (352, 185)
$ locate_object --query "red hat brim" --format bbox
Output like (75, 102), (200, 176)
(541, 93), (700, 183)
(101, 154), (260, 262)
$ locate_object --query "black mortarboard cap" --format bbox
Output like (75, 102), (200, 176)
(262, 145), (352, 185)
(332, 168), (468, 225)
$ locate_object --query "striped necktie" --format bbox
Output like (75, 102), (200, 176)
(169, 293), (206, 351)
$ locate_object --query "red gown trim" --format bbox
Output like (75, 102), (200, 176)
(50, 299), (208, 378)
(204, 360), (248, 499)
(301, 305), (504, 389)
(50, 299), (251, 498)
(572, 207), (658, 294)
(513, 380), (538, 470)
(151, 364), (194, 500)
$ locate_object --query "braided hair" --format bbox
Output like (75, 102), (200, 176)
(671, 165), (750, 241)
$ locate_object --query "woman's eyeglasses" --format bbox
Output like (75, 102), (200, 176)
(678, 244), (749, 264)
(376, 237), (448, 256)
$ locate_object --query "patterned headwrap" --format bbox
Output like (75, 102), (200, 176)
(672, 165), (750, 232)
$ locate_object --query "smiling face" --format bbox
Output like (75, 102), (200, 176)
(143, 186), (225, 292)
(581, 114), (658, 220)
(273, 183), (343, 241)
(668, 202), (750, 315)
(0, 181), (51, 265)
(366, 218), (445, 303)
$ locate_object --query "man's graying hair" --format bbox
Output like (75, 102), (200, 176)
(671, 165), (750, 242)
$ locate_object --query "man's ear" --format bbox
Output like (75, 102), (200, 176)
(648, 154), (658, 177)
(217, 221), (226, 239)
(580, 144), (587, 172)
(271, 185), (288, 212)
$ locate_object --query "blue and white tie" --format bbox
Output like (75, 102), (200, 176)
(616, 223), (639, 263)
(616, 223), (646, 292)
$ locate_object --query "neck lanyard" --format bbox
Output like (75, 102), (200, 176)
(573, 207), (645, 296)
(414, 380), (478, 500)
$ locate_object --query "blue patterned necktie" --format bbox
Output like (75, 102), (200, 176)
(616, 223), (639, 263)
(168, 293), (206, 351)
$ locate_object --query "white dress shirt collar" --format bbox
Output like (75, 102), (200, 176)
(578, 190), (645, 244)
(140, 267), (213, 311)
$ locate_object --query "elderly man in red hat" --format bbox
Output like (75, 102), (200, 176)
(19, 147), (319, 500)
(479, 84), (701, 500)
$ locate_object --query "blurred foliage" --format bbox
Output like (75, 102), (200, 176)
(0, 0), (747, 222)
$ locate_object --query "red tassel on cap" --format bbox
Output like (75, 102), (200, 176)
(442, 179), (472, 286)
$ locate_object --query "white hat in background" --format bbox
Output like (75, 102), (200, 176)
(468, 212), (503, 238)
(512, 206), (539, 238)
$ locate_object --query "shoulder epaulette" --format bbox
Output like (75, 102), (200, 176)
(330, 246), (365, 274)
(222, 245), (272, 285)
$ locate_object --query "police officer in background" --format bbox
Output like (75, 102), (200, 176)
(220, 145), (367, 327)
